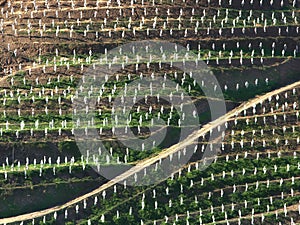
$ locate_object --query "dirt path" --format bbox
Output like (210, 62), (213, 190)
(0, 80), (300, 224)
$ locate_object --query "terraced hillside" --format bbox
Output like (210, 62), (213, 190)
(0, 0), (299, 224)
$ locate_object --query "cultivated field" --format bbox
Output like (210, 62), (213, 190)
(0, 0), (299, 224)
